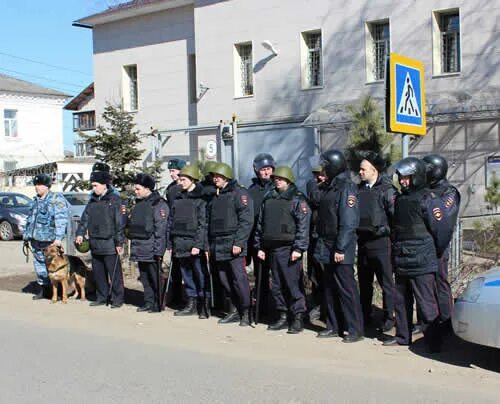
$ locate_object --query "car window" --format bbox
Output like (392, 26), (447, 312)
(64, 194), (90, 206)
(0, 196), (14, 207)
(14, 195), (31, 207)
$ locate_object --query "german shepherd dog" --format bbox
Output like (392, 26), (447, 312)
(43, 245), (86, 303)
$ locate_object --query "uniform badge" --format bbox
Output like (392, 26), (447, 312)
(58, 202), (65, 208)
(160, 209), (167, 219)
(433, 207), (443, 221)
(300, 201), (309, 214)
(444, 196), (455, 209)
(240, 195), (248, 206)
(347, 195), (357, 208)
(120, 204), (127, 215)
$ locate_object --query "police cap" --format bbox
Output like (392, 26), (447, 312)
(33, 173), (52, 187)
(168, 159), (187, 170)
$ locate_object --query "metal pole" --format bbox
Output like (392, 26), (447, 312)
(232, 119), (239, 180)
(402, 134), (409, 158)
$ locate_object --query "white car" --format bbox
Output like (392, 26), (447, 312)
(452, 266), (500, 349)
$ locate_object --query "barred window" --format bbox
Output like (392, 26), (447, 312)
(235, 43), (253, 96)
(440, 13), (460, 73)
(373, 23), (390, 80)
(123, 64), (138, 111)
(302, 31), (322, 88)
(4, 109), (18, 137)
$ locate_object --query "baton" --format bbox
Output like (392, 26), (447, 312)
(160, 254), (173, 310)
(205, 252), (215, 309)
(255, 258), (263, 325)
(156, 255), (163, 312)
(106, 254), (120, 306)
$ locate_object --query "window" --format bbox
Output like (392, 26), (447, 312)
(123, 64), (138, 111)
(4, 109), (18, 137)
(234, 43), (253, 97)
(365, 20), (390, 82)
(433, 10), (461, 74)
(301, 30), (323, 88)
(73, 112), (95, 131)
(74, 141), (95, 158)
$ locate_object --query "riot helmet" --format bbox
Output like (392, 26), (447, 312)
(179, 165), (201, 181)
(320, 149), (347, 179)
(74, 239), (90, 254)
(210, 162), (233, 180)
(394, 157), (426, 191)
(253, 153), (276, 172)
(273, 166), (295, 183)
(422, 154), (448, 186)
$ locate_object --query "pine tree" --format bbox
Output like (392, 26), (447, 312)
(485, 173), (500, 212)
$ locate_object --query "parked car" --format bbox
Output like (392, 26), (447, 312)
(62, 192), (90, 256)
(0, 192), (32, 241)
(453, 266), (500, 349)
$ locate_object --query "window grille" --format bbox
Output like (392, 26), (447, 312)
(237, 44), (253, 96)
(4, 109), (18, 137)
(124, 65), (138, 110)
(373, 23), (390, 80)
(305, 32), (322, 87)
(440, 13), (460, 73)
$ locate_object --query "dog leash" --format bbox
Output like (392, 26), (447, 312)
(22, 241), (36, 263)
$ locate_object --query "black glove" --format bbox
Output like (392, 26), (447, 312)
(154, 255), (163, 262)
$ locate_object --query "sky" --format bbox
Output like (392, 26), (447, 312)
(0, 0), (128, 151)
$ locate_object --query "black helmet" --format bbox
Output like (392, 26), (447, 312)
(422, 154), (448, 186)
(92, 162), (110, 172)
(394, 157), (426, 190)
(253, 153), (276, 172)
(320, 149), (347, 179)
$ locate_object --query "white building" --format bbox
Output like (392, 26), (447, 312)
(75, 0), (500, 215)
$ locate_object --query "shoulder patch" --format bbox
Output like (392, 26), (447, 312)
(240, 194), (248, 206)
(120, 204), (127, 215)
(300, 201), (309, 214)
(347, 195), (357, 208)
(160, 208), (167, 219)
(444, 196), (455, 209)
(432, 207), (443, 221)
(57, 202), (65, 209)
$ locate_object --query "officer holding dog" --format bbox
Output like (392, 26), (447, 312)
(207, 162), (253, 326)
(128, 173), (169, 313)
(24, 173), (69, 300)
(76, 169), (126, 308)
(254, 166), (311, 334)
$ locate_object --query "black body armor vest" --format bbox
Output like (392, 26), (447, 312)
(210, 193), (238, 236)
(317, 186), (339, 240)
(358, 185), (387, 234)
(88, 199), (114, 239)
(262, 198), (296, 242)
(393, 189), (429, 240)
(171, 199), (197, 237)
(128, 199), (155, 240)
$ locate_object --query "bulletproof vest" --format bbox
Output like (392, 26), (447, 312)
(88, 199), (114, 239)
(393, 189), (429, 240)
(248, 181), (271, 217)
(171, 199), (197, 237)
(317, 185), (339, 240)
(358, 185), (387, 234)
(128, 198), (155, 240)
(262, 198), (296, 242)
(209, 192), (238, 236)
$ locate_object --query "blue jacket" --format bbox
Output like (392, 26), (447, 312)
(24, 191), (69, 242)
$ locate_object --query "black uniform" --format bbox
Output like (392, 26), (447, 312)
(314, 172), (364, 338)
(128, 191), (169, 311)
(248, 177), (274, 317)
(77, 188), (126, 306)
(357, 175), (396, 328)
(254, 184), (311, 318)
(208, 179), (253, 315)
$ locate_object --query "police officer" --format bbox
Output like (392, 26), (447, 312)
(305, 165), (327, 321)
(423, 154), (461, 333)
(24, 174), (69, 300)
(383, 157), (443, 352)
(248, 153), (276, 320)
(128, 173), (168, 313)
(314, 149), (364, 342)
(254, 166), (311, 333)
(168, 165), (210, 318)
(76, 169), (126, 308)
(356, 151), (396, 332)
(164, 158), (187, 306)
(207, 163), (253, 326)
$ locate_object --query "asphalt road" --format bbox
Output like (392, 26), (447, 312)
(1, 291), (499, 403)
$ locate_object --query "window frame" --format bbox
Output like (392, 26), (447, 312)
(4, 109), (18, 138)
(72, 111), (96, 132)
(122, 64), (139, 111)
(300, 29), (324, 90)
(233, 41), (254, 98)
(365, 19), (390, 83)
(432, 8), (461, 76)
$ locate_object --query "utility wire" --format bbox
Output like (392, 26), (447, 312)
(0, 67), (85, 90)
(0, 51), (92, 76)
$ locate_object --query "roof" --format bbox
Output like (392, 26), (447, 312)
(64, 83), (94, 111)
(74, 0), (194, 27)
(0, 73), (70, 98)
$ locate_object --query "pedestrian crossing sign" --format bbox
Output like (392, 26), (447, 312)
(386, 53), (426, 136)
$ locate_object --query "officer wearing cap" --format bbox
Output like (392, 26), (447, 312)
(314, 149), (364, 342)
(383, 157), (443, 352)
(165, 158), (187, 207)
(127, 173), (168, 313)
(207, 162), (253, 326)
(305, 165), (327, 322)
(248, 153), (276, 320)
(356, 151), (396, 333)
(24, 173), (69, 300)
(422, 154), (461, 333)
(254, 166), (311, 333)
(167, 165), (210, 318)
(76, 169), (126, 308)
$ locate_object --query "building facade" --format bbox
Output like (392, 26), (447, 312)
(76, 0), (499, 214)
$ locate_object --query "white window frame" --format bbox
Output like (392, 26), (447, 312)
(432, 8), (461, 76)
(4, 109), (18, 138)
(122, 64), (138, 111)
(233, 42), (254, 98)
(365, 19), (390, 83)
(300, 29), (323, 89)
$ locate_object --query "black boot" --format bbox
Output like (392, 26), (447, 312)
(174, 297), (197, 316)
(267, 312), (288, 330)
(32, 284), (50, 300)
(198, 297), (211, 319)
(287, 313), (304, 334)
(218, 304), (240, 324)
(239, 309), (250, 327)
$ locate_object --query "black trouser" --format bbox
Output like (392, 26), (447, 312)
(324, 263), (364, 336)
(92, 254), (124, 305)
(166, 257), (184, 305)
(217, 256), (251, 311)
(253, 252), (272, 316)
(138, 261), (159, 308)
(358, 245), (395, 323)
(394, 272), (441, 348)
(436, 251), (453, 322)
(307, 237), (324, 310)
(269, 246), (306, 316)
